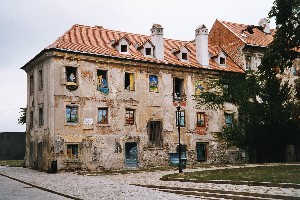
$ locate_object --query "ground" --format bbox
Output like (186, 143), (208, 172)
(0, 164), (299, 199)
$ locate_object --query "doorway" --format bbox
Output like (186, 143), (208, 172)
(125, 142), (138, 167)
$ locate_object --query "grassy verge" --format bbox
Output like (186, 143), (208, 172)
(0, 160), (24, 167)
(161, 165), (300, 184)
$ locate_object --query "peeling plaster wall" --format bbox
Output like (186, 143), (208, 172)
(25, 52), (239, 172)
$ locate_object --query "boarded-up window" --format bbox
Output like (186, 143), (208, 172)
(125, 109), (134, 125)
(66, 106), (78, 123)
(148, 121), (163, 146)
(125, 72), (135, 91)
(67, 144), (78, 159)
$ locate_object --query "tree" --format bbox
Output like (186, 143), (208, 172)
(18, 107), (26, 125)
(196, 0), (300, 162)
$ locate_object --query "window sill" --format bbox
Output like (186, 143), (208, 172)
(64, 159), (81, 165)
(96, 124), (110, 127)
(65, 123), (79, 126)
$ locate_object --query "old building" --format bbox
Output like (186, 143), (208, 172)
(22, 23), (245, 171)
(209, 18), (300, 161)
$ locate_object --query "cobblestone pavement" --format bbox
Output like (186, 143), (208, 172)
(0, 165), (300, 199)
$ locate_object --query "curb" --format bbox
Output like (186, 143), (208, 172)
(0, 173), (82, 200)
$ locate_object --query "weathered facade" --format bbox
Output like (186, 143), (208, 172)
(22, 24), (245, 171)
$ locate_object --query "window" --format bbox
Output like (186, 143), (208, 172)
(66, 67), (77, 84)
(121, 45), (128, 53)
(97, 70), (109, 94)
(125, 72), (135, 91)
(196, 112), (205, 127)
(245, 56), (252, 70)
(67, 144), (78, 159)
(182, 52), (188, 61)
(173, 78), (184, 99)
(38, 69), (43, 90)
(30, 75), (34, 95)
(125, 109), (135, 125)
(30, 111), (33, 129)
(145, 48), (152, 56)
(176, 110), (185, 127)
(220, 57), (226, 65)
(149, 75), (158, 92)
(38, 107), (44, 126)
(148, 121), (163, 147)
(66, 106), (78, 123)
(98, 108), (108, 124)
(196, 143), (207, 161)
(225, 113), (233, 128)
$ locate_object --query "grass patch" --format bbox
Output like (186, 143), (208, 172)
(162, 165), (300, 184)
(0, 160), (24, 167)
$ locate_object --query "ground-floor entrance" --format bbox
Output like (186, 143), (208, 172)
(125, 142), (138, 167)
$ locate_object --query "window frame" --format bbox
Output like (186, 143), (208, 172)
(66, 66), (77, 84)
(66, 144), (79, 159)
(173, 77), (184, 99)
(225, 113), (233, 128)
(30, 75), (34, 95)
(219, 57), (226, 65)
(125, 109), (135, 125)
(176, 110), (185, 127)
(98, 107), (108, 124)
(149, 75), (158, 92)
(182, 52), (188, 61)
(196, 112), (206, 127)
(148, 121), (163, 147)
(121, 44), (128, 53)
(38, 107), (44, 126)
(124, 72), (135, 91)
(145, 48), (152, 56)
(66, 105), (78, 124)
(38, 68), (43, 90)
(196, 142), (207, 161)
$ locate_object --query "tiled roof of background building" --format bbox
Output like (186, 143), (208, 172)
(219, 20), (275, 47)
(45, 24), (244, 73)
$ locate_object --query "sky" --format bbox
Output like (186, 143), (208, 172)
(0, 0), (276, 132)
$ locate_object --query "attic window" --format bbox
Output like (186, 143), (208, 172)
(121, 45), (128, 53)
(220, 57), (226, 65)
(145, 48), (152, 56)
(182, 52), (188, 61)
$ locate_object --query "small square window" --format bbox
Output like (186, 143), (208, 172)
(182, 52), (188, 60)
(98, 108), (108, 124)
(125, 109), (135, 125)
(121, 45), (128, 53)
(176, 110), (185, 127)
(145, 48), (152, 56)
(196, 112), (205, 127)
(125, 72), (135, 91)
(67, 144), (78, 159)
(66, 106), (78, 123)
(220, 57), (226, 65)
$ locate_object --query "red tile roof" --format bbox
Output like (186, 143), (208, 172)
(219, 20), (275, 47)
(46, 24), (244, 73)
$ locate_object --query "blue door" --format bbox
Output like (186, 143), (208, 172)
(125, 142), (138, 167)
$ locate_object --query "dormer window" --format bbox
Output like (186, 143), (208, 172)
(121, 45), (128, 53)
(220, 57), (226, 65)
(145, 48), (152, 56)
(182, 52), (188, 61)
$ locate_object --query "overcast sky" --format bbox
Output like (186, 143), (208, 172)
(0, 0), (275, 132)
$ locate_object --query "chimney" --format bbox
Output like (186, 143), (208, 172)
(195, 24), (209, 67)
(258, 18), (270, 34)
(150, 24), (164, 60)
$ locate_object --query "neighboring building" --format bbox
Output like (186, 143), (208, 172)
(0, 132), (26, 160)
(22, 23), (245, 171)
(209, 18), (300, 161)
